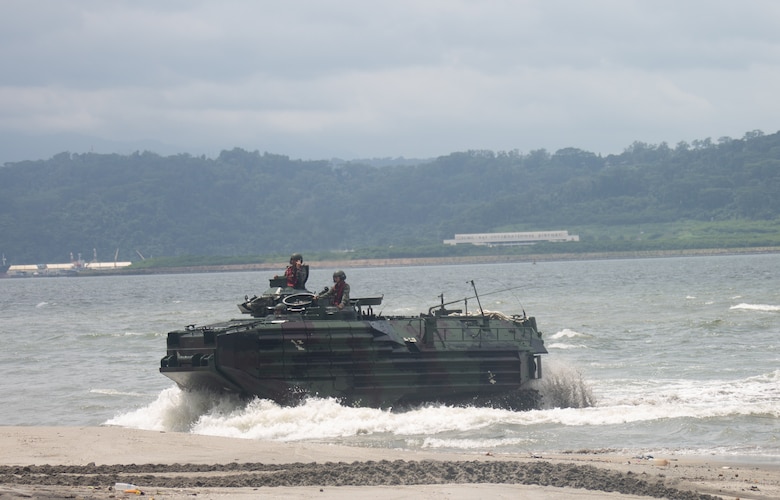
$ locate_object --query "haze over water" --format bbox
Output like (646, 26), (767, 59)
(2, 254), (778, 460)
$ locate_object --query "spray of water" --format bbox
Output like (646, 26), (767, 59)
(534, 359), (595, 409)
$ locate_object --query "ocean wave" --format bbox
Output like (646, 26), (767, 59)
(547, 342), (588, 350)
(420, 436), (536, 450)
(106, 388), (527, 440)
(549, 328), (587, 339)
(596, 371), (780, 419)
(102, 375), (779, 453)
(730, 303), (780, 312)
(90, 388), (147, 397)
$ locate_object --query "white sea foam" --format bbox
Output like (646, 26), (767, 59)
(420, 436), (537, 450)
(108, 389), (526, 441)
(105, 369), (780, 445)
(90, 388), (147, 397)
(546, 329), (589, 350)
(549, 328), (586, 339)
(593, 370), (780, 422)
(106, 386), (246, 432)
(730, 303), (780, 312)
(547, 343), (588, 350)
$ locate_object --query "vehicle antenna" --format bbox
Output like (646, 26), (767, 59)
(468, 280), (485, 316)
(427, 284), (525, 316)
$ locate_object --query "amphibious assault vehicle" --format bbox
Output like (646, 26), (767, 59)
(160, 275), (547, 410)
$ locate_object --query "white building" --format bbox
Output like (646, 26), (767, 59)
(443, 230), (579, 246)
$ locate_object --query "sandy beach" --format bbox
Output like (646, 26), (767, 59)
(1, 427), (777, 499)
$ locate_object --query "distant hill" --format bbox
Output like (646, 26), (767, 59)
(1, 130), (778, 263)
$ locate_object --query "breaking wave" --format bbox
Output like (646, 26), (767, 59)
(730, 303), (780, 312)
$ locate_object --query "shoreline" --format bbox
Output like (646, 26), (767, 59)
(59, 246), (780, 277)
(3, 247), (778, 279)
(1, 426), (778, 499)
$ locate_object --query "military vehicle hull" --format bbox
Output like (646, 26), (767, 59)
(160, 284), (547, 410)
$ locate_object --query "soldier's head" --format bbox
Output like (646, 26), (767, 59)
(289, 253), (303, 265)
(274, 303), (287, 317)
(333, 270), (346, 282)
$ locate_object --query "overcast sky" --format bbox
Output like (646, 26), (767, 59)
(2, 1), (779, 163)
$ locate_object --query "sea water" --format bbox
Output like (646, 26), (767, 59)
(1, 254), (778, 461)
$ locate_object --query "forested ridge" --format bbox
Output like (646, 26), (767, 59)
(1, 130), (779, 264)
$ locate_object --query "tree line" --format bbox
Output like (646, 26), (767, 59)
(1, 130), (778, 264)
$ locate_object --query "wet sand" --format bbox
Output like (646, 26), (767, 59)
(1, 427), (778, 499)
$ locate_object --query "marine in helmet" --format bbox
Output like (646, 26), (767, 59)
(276, 253), (309, 290)
(315, 270), (350, 309)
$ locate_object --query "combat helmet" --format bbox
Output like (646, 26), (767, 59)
(333, 270), (346, 280)
(289, 253), (303, 264)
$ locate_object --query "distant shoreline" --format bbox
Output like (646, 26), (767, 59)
(3, 246), (778, 278)
(99, 246), (780, 276)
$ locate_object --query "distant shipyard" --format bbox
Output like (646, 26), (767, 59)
(2, 250), (131, 277)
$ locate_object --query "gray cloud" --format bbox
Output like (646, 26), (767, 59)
(2, 0), (779, 163)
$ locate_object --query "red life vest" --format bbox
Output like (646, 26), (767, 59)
(332, 280), (346, 306)
(284, 266), (297, 287)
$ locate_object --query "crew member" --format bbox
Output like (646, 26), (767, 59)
(277, 253), (308, 289)
(315, 270), (350, 309)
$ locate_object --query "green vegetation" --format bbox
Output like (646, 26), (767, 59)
(1, 130), (778, 265)
(87, 218), (780, 270)
(564, 219), (780, 252)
